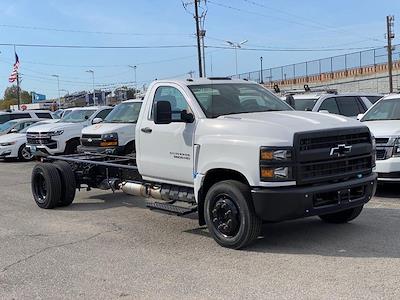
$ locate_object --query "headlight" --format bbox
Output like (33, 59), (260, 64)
(393, 138), (400, 157)
(0, 141), (16, 146)
(260, 148), (292, 161)
(48, 130), (64, 136)
(371, 133), (376, 166)
(100, 133), (118, 147)
(260, 147), (294, 181)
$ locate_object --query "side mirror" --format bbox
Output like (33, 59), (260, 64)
(154, 101), (172, 124)
(92, 117), (103, 124)
(181, 110), (194, 123)
(357, 113), (364, 120)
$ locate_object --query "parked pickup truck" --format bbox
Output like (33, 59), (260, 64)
(27, 106), (112, 155)
(30, 78), (377, 249)
(79, 99), (142, 155)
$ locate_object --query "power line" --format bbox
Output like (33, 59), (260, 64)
(209, 0), (384, 44)
(0, 43), (197, 49)
(206, 45), (378, 52)
(0, 24), (193, 37)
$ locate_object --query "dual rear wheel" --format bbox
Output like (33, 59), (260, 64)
(31, 161), (76, 209)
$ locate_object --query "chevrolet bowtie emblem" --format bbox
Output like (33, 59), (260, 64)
(87, 138), (93, 143)
(330, 144), (352, 157)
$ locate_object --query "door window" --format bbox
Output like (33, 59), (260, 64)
(336, 97), (363, 116)
(35, 113), (52, 119)
(319, 98), (340, 114)
(95, 109), (112, 120)
(152, 86), (190, 121)
(10, 113), (31, 120)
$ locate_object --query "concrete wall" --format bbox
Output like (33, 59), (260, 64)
(264, 61), (400, 94)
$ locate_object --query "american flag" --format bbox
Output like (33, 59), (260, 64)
(8, 53), (20, 83)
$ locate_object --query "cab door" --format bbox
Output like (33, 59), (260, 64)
(138, 84), (195, 186)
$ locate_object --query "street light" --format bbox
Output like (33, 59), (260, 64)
(260, 57), (264, 84)
(225, 40), (248, 77)
(86, 70), (95, 106)
(51, 74), (61, 108)
(128, 65), (137, 96)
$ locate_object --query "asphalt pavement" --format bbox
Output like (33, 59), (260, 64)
(0, 161), (399, 299)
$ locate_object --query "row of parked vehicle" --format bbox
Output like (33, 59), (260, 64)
(0, 99), (142, 161)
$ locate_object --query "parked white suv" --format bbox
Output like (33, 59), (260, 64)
(0, 110), (54, 124)
(286, 92), (379, 118)
(360, 94), (400, 181)
(27, 106), (112, 155)
(79, 99), (142, 155)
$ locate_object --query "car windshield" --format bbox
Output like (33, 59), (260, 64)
(0, 120), (17, 132)
(188, 83), (292, 118)
(60, 109), (96, 123)
(362, 98), (400, 121)
(292, 98), (318, 111)
(104, 102), (142, 123)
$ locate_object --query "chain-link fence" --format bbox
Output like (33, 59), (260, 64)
(233, 45), (400, 84)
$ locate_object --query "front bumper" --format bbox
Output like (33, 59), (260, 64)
(251, 173), (377, 222)
(376, 157), (400, 181)
(0, 146), (14, 158)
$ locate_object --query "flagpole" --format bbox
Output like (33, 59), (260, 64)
(14, 45), (20, 110)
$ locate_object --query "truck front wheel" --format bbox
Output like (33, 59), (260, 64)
(319, 205), (364, 223)
(31, 163), (62, 209)
(204, 180), (262, 249)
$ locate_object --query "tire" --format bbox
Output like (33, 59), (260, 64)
(64, 139), (80, 155)
(53, 160), (76, 207)
(204, 180), (262, 249)
(31, 163), (62, 209)
(18, 144), (33, 161)
(319, 205), (364, 224)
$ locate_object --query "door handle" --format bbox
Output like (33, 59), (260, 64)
(141, 127), (152, 133)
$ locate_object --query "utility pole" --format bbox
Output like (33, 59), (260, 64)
(128, 65), (138, 96)
(86, 70), (95, 105)
(260, 56), (264, 84)
(199, 29), (206, 77)
(386, 15), (395, 93)
(194, 0), (203, 77)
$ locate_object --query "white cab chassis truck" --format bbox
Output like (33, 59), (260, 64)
(31, 78), (377, 249)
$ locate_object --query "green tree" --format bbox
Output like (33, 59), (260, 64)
(3, 85), (31, 104)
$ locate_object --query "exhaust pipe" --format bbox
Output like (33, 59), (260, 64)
(120, 182), (162, 200)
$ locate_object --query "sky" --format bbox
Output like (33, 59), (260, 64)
(0, 0), (399, 99)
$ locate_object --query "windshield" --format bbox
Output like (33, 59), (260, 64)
(0, 120), (17, 132)
(60, 109), (96, 123)
(104, 102), (142, 123)
(292, 98), (318, 111)
(188, 83), (292, 118)
(362, 98), (400, 121)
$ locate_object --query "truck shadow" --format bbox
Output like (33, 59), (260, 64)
(375, 182), (400, 198)
(57, 191), (148, 211)
(186, 207), (400, 258)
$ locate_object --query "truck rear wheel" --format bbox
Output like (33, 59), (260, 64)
(53, 160), (76, 207)
(204, 180), (262, 249)
(319, 205), (364, 223)
(31, 163), (62, 209)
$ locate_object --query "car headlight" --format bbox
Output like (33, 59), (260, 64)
(393, 138), (400, 157)
(0, 141), (16, 146)
(260, 147), (294, 181)
(370, 133), (376, 166)
(48, 130), (64, 136)
(100, 133), (118, 147)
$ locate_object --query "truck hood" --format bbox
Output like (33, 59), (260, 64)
(196, 111), (367, 146)
(361, 120), (400, 137)
(82, 122), (134, 134)
(27, 122), (84, 133)
(0, 133), (25, 143)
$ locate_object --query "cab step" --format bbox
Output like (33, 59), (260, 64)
(146, 202), (197, 216)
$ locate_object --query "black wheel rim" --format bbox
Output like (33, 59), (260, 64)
(33, 172), (47, 204)
(210, 193), (240, 238)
